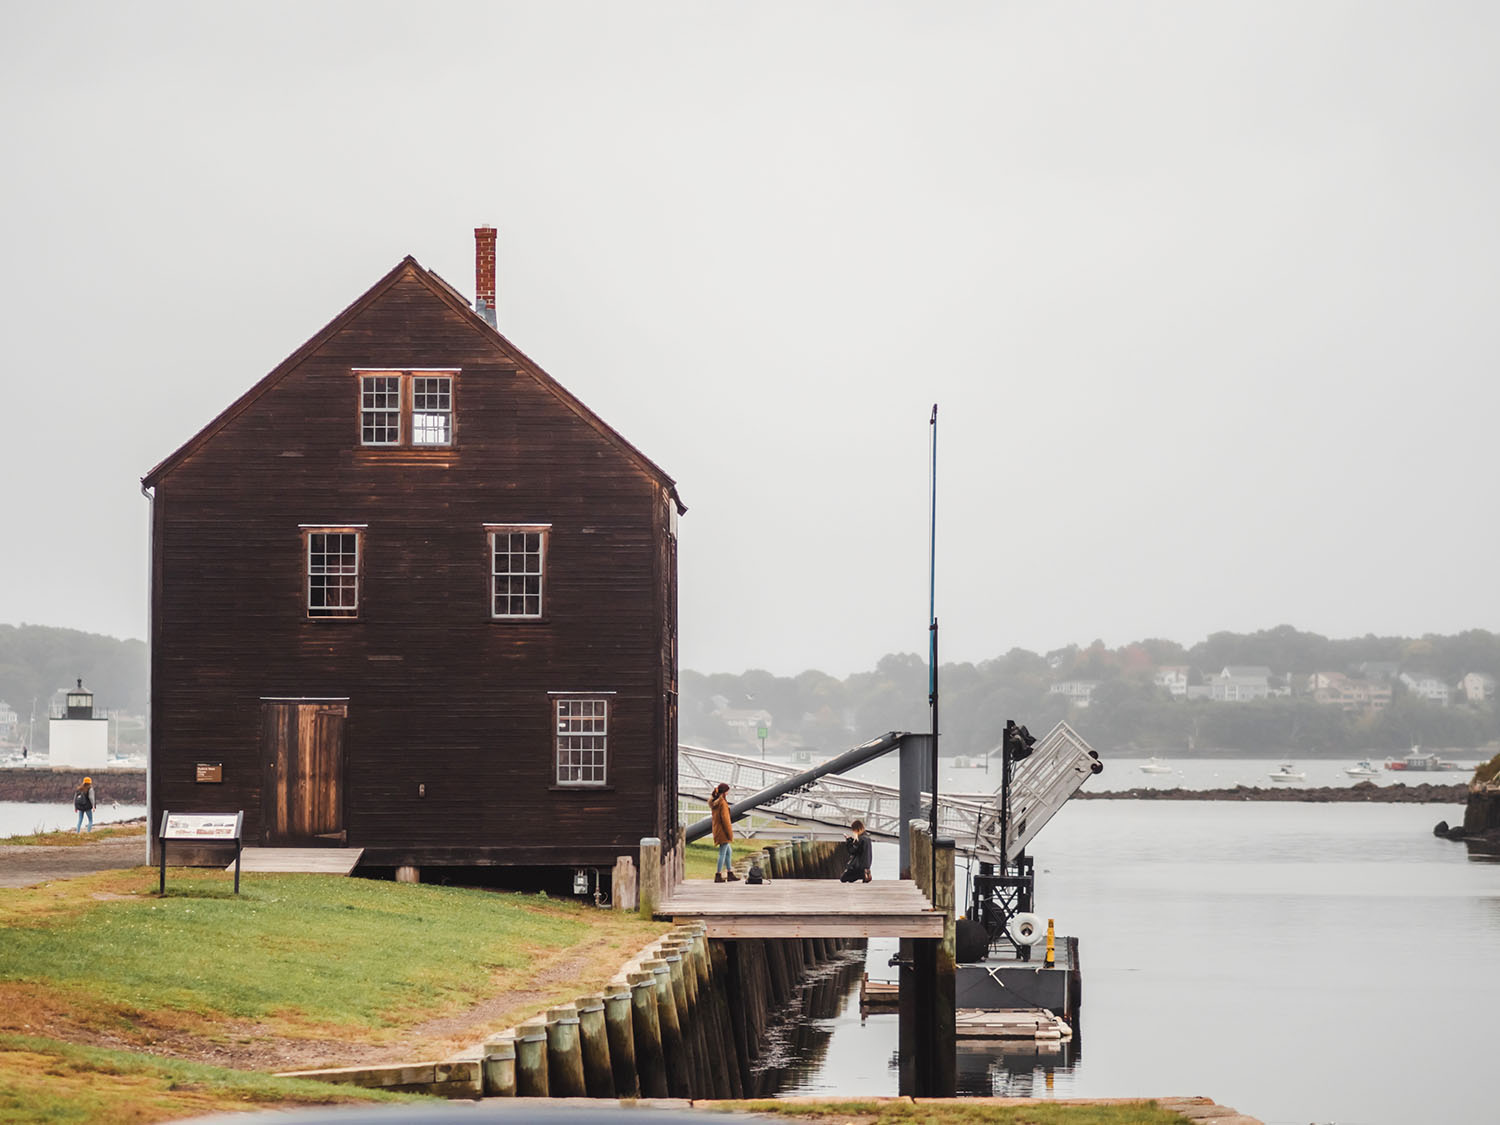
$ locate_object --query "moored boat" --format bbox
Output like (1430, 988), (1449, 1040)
(1345, 760), (1381, 779)
(1138, 757), (1174, 775)
(1268, 762), (1306, 783)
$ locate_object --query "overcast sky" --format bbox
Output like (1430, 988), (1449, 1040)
(2, 2), (1496, 677)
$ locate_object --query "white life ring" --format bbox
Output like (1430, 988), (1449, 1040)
(1007, 912), (1044, 945)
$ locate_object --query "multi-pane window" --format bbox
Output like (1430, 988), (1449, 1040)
(360, 375), (402, 445)
(411, 376), (452, 445)
(556, 698), (608, 786)
(306, 530), (361, 618)
(490, 526), (547, 618)
(357, 370), (455, 447)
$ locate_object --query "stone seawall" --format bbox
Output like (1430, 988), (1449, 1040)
(1078, 781), (1466, 803)
(0, 767), (146, 803)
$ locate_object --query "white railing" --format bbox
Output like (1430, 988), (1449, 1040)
(678, 721), (1100, 863)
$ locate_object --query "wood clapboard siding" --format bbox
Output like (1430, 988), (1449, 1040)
(148, 262), (677, 867)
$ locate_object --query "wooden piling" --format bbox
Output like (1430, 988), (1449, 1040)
(481, 1035), (515, 1097)
(626, 971), (667, 1098)
(611, 855), (638, 911)
(662, 948), (703, 1096)
(394, 865), (419, 884)
(514, 1020), (549, 1097)
(601, 986), (638, 1097)
(639, 837), (661, 919)
(573, 993), (614, 1098)
(545, 1004), (587, 1098)
(933, 836), (957, 1097)
(645, 958), (690, 1097)
(708, 940), (745, 1098)
(678, 932), (729, 1099)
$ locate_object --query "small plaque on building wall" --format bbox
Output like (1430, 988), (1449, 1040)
(195, 763), (223, 784)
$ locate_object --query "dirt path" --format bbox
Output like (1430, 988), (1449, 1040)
(0, 834), (149, 888)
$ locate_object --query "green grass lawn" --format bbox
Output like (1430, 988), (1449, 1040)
(1, 869), (665, 1036)
(684, 837), (774, 879)
(0, 822), (148, 847)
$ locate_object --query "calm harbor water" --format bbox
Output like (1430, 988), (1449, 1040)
(0, 800), (146, 837)
(774, 800), (1497, 1125)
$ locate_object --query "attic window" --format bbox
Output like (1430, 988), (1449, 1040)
(357, 370), (456, 447)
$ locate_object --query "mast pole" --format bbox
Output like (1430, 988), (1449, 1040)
(928, 404), (939, 890)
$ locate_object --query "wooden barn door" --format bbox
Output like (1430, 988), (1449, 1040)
(260, 700), (348, 845)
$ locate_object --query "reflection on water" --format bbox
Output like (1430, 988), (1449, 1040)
(750, 948), (868, 1096)
(772, 801), (1500, 1125)
(957, 1037), (1078, 1098)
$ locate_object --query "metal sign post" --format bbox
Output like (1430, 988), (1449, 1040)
(158, 811), (244, 896)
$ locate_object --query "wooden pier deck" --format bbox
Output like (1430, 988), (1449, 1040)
(658, 877), (944, 938)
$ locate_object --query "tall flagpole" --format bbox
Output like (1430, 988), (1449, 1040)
(928, 404), (939, 891)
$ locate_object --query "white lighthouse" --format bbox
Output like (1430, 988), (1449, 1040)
(49, 679), (108, 770)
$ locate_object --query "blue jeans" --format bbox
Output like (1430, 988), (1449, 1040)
(75, 807), (93, 832)
(717, 843), (732, 872)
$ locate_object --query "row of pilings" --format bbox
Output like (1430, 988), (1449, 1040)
(480, 839), (860, 1099)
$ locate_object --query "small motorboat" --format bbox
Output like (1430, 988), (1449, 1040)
(1268, 762), (1306, 783)
(1345, 760), (1381, 779)
(1138, 757), (1175, 775)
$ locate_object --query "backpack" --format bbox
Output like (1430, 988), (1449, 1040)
(745, 863), (764, 885)
(74, 789), (90, 811)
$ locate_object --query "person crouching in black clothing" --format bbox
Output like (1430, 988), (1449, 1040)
(840, 819), (873, 883)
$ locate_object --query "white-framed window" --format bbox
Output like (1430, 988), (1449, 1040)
(356, 370), (456, 447)
(489, 524), (549, 618)
(555, 697), (608, 786)
(411, 375), (452, 445)
(305, 528), (362, 618)
(360, 375), (402, 445)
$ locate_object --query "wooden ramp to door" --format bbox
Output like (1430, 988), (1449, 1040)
(232, 848), (365, 875)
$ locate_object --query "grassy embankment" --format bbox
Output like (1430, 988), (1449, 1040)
(0, 822), (149, 847)
(0, 857), (668, 1122)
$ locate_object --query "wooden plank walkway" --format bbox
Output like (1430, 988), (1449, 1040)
(231, 848), (365, 874)
(658, 877), (943, 938)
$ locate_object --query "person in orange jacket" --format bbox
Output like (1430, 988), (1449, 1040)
(710, 782), (738, 882)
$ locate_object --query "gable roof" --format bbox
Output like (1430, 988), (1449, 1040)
(142, 256), (684, 512)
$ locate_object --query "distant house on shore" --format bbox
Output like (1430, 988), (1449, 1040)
(1049, 680), (1099, 707)
(1398, 672), (1451, 706)
(141, 229), (685, 883)
(1460, 672), (1497, 704)
(1305, 672), (1391, 712)
(1210, 666), (1271, 702)
(1153, 667), (1189, 698)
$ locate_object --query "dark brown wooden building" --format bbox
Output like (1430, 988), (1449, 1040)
(143, 230), (683, 880)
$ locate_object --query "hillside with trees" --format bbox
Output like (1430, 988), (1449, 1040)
(683, 626), (1500, 758)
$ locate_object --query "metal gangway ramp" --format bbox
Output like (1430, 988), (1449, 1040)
(680, 721), (1101, 864)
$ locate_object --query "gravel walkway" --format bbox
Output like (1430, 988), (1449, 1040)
(0, 833), (149, 888)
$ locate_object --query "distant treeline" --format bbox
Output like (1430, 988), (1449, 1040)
(683, 626), (1500, 757)
(0, 624), (147, 746)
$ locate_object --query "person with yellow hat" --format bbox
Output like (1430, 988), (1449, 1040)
(73, 776), (96, 833)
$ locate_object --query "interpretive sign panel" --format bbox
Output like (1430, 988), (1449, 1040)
(158, 810), (245, 895)
(161, 812), (241, 839)
(195, 763), (223, 783)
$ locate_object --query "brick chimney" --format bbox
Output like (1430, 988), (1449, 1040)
(474, 226), (497, 327)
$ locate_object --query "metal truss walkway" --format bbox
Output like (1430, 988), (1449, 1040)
(679, 721), (1101, 865)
